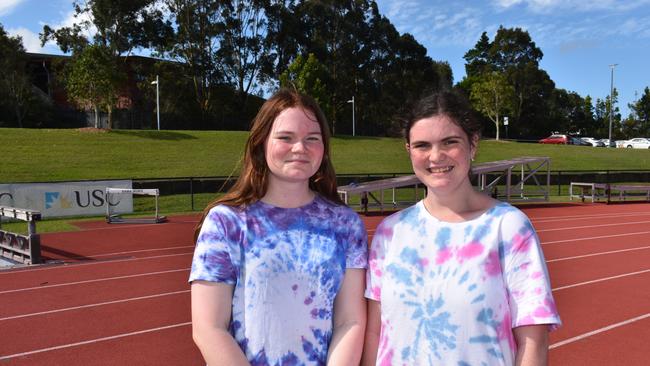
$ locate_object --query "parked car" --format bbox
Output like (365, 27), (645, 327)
(599, 139), (613, 147)
(623, 138), (650, 149)
(571, 137), (594, 146)
(539, 134), (570, 144)
(580, 137), (605, 147)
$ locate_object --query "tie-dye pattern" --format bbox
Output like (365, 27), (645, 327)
(365, 201), (560, 365)
(190, 196), (367, 365)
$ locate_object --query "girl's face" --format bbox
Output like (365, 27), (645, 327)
(265, 107), (324, 186)
(407, 115), (477, 195)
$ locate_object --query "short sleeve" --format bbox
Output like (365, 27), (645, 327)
(188, 205), (242, 285)
(501, 209), (561, 330)
(364, 221), (388, 301)
(345, 212), (368, 269)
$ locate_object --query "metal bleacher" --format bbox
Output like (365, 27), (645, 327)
(337, 156), (551, 213)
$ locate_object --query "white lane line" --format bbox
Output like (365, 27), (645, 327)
(552, 269), (650, 291)
(550, 313), (650, 349)
(50, 219), (198, 232)
(0, 290), (190, 322)
(0, 268), (190, 295)
(0, 322), (192, 360)
(529, 211), (650, 223)
(536, 220), (650, 233)
(542, 230), (650, 245)
(546, 246), (650, 263)
(77, 245), (194, 259)
(0, 249), (194, 275)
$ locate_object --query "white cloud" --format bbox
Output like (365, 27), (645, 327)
(7, 26), (61, 53)
(492, 0), (650, 12)
(7, 27), (40, 51)
(494, 0), (524, 7)
(0, 0), (25, 16)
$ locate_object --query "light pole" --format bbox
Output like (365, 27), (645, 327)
(151, 75), (160, 130)
(347, 96), (355, 136)
(608, 64), (618, 147)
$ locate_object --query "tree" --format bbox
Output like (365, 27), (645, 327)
(464, 32), (493, 77)
(219, 0), (272, 109)
(41, 0), (165, 128)
(461, 26), (555, 138)
(470, 72), (514, 140)
(159, 0), (227, 127)
(629, 87), (650, 134)
(0, 25), (33, 127)
(261, 0), (300, 83)
(594, 89), (623, 139)
(66, 45), (122, 128)
(279, 53), (330, 116)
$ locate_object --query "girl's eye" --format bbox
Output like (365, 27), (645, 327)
(277, 136), (291, 141)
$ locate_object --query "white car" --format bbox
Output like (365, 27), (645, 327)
(623, 138), (650, 149)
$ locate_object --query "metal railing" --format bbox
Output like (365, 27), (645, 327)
(0, 206), (42, 265)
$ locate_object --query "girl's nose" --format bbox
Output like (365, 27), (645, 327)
(291, 140), (306, 152)
(428, 146), (444, 163)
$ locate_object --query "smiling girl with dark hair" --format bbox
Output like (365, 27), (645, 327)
(362, 91), (560, 366)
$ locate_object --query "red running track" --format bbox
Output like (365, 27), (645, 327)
(1, 204), (649, 365)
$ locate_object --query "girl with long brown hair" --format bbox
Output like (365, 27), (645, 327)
(190, 89), (367, 365)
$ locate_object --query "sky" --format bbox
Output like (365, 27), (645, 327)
(1, 0), (649, 118)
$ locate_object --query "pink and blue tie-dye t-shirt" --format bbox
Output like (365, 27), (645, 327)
(189, 196), (367, 366)
(365, 201), (560, 366)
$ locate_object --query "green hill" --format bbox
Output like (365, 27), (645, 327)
(3, 128), (650, 183)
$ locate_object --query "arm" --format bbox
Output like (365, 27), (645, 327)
(191, 280), (250, 366)
(513, 325), (549, 366)
(327, 269), (367, 366)
(360, 299), (381, 366)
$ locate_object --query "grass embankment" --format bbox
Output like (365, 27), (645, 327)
(3, 128), (650, 233)
(4, 128), (650, 182)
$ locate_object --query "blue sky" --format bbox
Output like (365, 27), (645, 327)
(1, 0), (648, 118)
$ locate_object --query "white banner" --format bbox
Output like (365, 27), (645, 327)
(0, 180), (133, 218)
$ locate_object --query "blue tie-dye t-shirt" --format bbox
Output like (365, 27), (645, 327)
(365, 201), (561, 366)
(190, 195), (368, 366)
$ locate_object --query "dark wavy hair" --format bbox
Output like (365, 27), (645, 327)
(194, 89), (342, 240)
(401, 91), (482, 145)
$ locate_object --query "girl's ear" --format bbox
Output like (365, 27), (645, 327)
(405, 143), (410, 153)
(470, 135), (479, 159)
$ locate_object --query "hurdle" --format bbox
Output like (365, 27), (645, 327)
(0, 206), (42, 264)
(570, 182), (650, 203)
(105, 188), (167, 224)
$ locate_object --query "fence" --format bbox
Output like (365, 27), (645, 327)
(131, 169), (650, 211)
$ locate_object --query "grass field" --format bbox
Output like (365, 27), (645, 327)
(3, 128), (650, 183)
(3, 127), (650, 234)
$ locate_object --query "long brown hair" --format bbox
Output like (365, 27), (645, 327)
(194, 89), (342, 241)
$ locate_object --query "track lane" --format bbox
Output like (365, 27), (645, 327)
(546, 250), (650, 287)
(549, 316), (650, 366)
(542, 240), (650, 261)
(0, 322), (203, 365)
(0, 270), (190, 319)
(550, 272), (650, 343)
(0, 253), (192, 292)
(0, 292), (191, 357)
